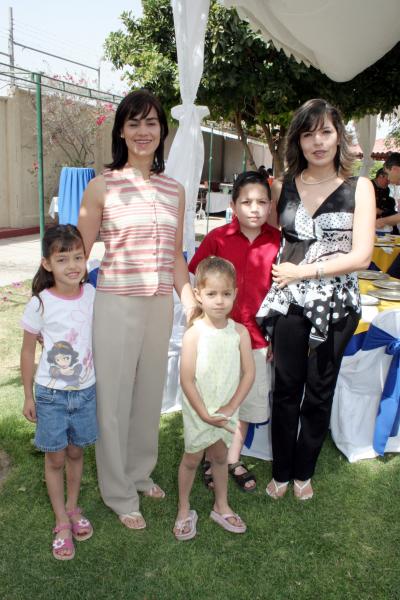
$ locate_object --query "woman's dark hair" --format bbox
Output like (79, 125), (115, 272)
(106, 89), (169, 173)
(285, 98), (354, 180)
(47, 341), (79, 366)
(232, 171), (271, 202)
(32, 224), (86, 309)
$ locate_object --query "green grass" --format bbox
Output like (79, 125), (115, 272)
(1, 282), (400, 600)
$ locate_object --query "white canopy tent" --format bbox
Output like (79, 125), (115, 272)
(166, 0), (400, 257)
(165, 0), (210, 260)
(161, 0), (400, 437)
(223, 0), (400, 83)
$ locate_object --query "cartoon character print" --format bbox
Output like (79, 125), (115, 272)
(47, 340), (92, 389)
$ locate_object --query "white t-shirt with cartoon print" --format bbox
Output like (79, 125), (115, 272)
(21, 284), (96, 390)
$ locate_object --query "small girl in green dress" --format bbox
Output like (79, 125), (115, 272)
(173, 257), (255, 541)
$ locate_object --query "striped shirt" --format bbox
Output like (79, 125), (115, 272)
(96, 165), (180, 296)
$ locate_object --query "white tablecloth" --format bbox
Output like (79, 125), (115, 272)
(206, 192), (231, 213)
(49, 196), (58, 219)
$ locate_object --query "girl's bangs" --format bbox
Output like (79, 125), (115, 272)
(50, 239), (83, 255)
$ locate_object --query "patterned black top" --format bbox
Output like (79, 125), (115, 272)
(257, 177), (361, 347)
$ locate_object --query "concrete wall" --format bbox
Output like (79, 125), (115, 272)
(0, 88), (272, 229)
(0, 88), (114, 229)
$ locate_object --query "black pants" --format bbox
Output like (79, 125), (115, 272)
(271, 306), (359, 481)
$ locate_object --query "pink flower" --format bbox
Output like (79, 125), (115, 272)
(96, 115), (106, 126)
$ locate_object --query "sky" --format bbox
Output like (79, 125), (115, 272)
(0, 1), (391, 136)
(0, 0), (143, 95)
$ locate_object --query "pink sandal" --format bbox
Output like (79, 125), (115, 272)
(173, 510), (198, 541)
(52, 523), (75, 560)
(67, 507), (93, 541)
(210, 510), (247, 534)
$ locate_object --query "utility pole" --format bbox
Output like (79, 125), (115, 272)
(8, 6), (15, 86)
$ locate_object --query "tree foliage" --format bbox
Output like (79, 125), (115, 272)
(32, 75), (115, 168)
(104, 0), (400, 174)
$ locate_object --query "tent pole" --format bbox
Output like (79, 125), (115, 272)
(206, 125), (214, 234)
(35, 73), (45, 245)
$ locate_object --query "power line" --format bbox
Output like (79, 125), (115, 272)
(13, 22), (99, 62)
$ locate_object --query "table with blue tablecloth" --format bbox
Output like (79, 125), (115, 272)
(58, 167), (95, 226)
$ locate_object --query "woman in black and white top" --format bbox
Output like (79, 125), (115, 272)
(258, 98), (375, 500)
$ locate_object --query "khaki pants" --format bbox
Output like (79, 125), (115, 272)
(93, 292), (173, 515)
(239, 348), (272, 423)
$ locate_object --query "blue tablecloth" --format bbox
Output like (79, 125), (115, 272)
(58, 167), (95, 226)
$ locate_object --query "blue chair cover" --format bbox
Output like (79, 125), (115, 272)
(344, 330), (367, 356)
(360, 324), (400, 455)
(368, 261), (381, 272)
(244, 420), (269, 448)
(58, 167), (95, 226)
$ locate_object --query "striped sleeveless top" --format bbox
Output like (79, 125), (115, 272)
(96, 165), (180, 296)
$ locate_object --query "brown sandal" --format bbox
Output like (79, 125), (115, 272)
(228, 461), (257, 492)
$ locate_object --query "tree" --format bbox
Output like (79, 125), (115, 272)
(104, 1), (400, 175)
(32, 74), (115, 167)
(387, 110), (400, 149)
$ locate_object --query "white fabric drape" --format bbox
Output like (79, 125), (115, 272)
(223, 0), (400, 82)
(165, 0), (210, 260)
(354, 115), (377, 177)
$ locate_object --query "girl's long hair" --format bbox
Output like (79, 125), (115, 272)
(284, 98), (355, 181)
(32, 225), (86, 310)
(105, 89), (168, 173)
(188, 256), (237, 327)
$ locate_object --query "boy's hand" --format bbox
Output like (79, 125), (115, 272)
(23, 398), (37, 422)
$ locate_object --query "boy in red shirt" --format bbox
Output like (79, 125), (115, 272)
(189, 171), (280, 491)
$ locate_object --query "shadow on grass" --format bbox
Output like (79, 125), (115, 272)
(1, 373), (22, 387)
(1, 411), (400, 600)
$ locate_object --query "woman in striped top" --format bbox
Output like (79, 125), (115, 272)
(78, 90), (196, 530)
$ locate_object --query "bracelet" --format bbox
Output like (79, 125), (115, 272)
(316, 264), (325, 279)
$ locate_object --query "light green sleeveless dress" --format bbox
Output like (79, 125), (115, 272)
(182, 318), (241, 453)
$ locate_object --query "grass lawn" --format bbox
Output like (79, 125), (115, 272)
(1, 281), (399, 600)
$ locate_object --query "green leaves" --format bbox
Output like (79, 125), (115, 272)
(103, 1), (400, 173)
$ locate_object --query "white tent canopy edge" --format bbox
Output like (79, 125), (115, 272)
(223, 0), (400, 82)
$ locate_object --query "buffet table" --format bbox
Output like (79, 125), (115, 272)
(371, 235), (400, 273)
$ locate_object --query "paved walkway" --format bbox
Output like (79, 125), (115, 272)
(0, 217), (224, 287)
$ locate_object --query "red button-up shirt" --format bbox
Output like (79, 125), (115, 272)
(189, 219), (280, 349)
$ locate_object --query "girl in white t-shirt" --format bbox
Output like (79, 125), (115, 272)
(20, 225), (97, 561)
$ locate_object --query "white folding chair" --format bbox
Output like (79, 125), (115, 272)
(331, 309), (400, 462)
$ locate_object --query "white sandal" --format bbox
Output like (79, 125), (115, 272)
(119, 511), (147, 529)
(142, 484), (166, 499)
(266, 478), (289, 499)
(294, 479), (313, 500)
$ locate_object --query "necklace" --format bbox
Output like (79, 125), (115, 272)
(300, 170), (337, 185)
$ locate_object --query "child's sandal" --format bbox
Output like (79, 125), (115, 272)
(52, 523), (75, 561)
(67, 507), (93, 541)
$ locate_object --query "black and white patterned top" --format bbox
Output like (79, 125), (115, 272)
(257, 177), (361, 347)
